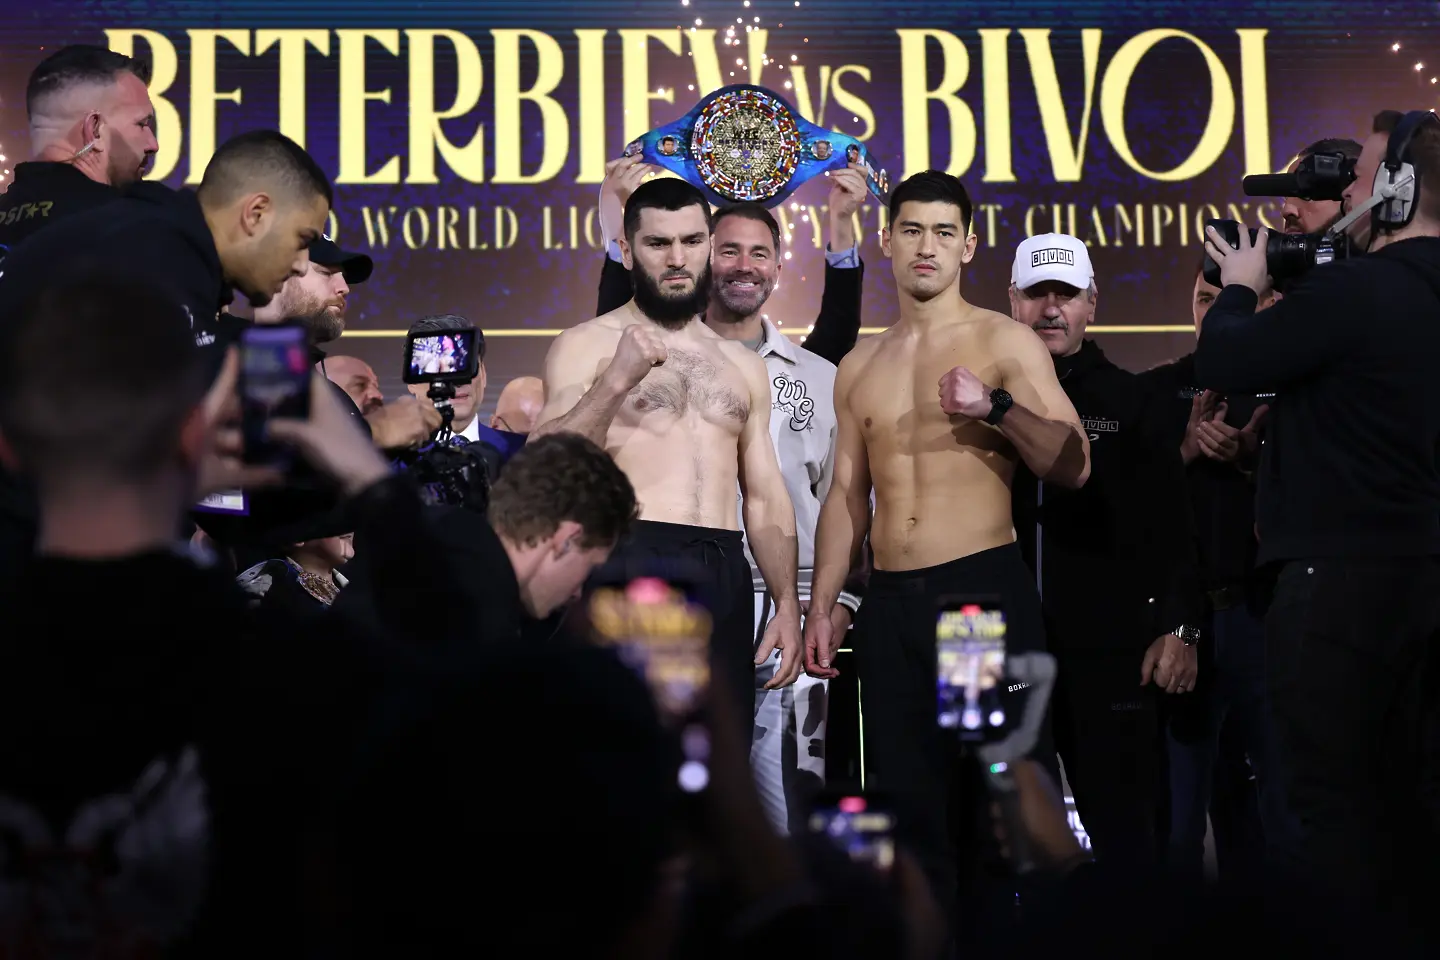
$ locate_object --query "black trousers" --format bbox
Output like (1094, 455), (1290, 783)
(1050, 651), (1160, 870)
(591, 520), (754, 726)
(855, 543), (1057, 924)
(1265, 556), (1440, 948)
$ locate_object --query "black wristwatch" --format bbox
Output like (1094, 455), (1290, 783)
(1174, 624), (1201, 646)
(984, 387), (1013, 426)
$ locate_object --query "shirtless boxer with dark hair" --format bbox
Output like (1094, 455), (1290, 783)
(532, 177), (802, 716)
(806, 169), (1091, 917)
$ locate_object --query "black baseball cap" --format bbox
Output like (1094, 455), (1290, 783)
(310, 235), (373, 285)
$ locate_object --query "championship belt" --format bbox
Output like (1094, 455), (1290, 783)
(624, 84), (890, 209)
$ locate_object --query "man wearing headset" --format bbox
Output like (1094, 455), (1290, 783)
(1196, 109), (1440, 945)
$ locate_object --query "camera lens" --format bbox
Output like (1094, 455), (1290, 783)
(1267, 232), (1316, 284)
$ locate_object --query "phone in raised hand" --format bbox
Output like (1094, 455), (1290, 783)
(238, 323), (311, 469)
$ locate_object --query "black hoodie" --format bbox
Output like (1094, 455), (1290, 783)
(0, 181), (240, 361)
(1194, 236), (1440, 564)
(1012, 339), (1204, 655)
(0, 161), (121, 253)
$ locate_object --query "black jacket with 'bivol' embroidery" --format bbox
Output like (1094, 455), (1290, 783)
(1012, 339), (1204, 656)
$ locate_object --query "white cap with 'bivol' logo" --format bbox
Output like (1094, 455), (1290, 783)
(1011, 233), (1094, 292)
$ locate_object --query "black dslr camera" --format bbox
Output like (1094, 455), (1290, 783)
(1202, 151), (1358, 289)
(394, 325), (491, 513)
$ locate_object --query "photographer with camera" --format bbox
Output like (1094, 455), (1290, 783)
(1142, 139), (1359, 885)
(1195, 109), (1440, 941)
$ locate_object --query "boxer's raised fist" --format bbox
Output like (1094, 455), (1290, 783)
(939, 366), (992, 420)
(607, 324), (668, 390)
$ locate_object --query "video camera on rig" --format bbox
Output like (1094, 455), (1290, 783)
(1202, 148), (1360, 289)
(394, 323), (492, 513)
(402, 326), (481, 435)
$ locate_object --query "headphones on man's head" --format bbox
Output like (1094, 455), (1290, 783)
(1374, 110), (1440, 229)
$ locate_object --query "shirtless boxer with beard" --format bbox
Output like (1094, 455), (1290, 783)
(532, 177), (802, 715)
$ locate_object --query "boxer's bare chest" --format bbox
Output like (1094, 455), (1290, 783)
(625, 345), (749, 427)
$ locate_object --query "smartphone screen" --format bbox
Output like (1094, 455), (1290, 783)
(936, 599), (1008, 741)
(587, 576), (712, 793)
(404, 329), (480, 384)
(239, 324), (311, 467)
(807, 793), (896, 873)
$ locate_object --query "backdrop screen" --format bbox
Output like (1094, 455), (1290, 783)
(1, 0), (1436, 401)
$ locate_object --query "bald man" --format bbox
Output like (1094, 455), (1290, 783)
(491, 377), (544, 435)
(0, 45), (157, 252)
(325, 356), (384, 416)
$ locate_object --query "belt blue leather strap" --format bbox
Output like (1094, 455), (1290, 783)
(624, 84), (890, 209)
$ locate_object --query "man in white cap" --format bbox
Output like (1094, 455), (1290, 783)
(1007, 232), (1203, 870)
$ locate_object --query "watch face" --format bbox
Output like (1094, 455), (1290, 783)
(984, 389), (1012, 426)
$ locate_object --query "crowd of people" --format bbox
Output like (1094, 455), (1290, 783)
(1, 42), (1439, 958)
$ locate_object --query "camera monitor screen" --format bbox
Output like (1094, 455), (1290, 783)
(403, 328), (480, 385)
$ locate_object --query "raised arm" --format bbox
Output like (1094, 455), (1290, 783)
(943, 322), (1090, 489)
(799, 163), (868, 365)
(530, 323), (663, 445)
(594, 156), (654, 318)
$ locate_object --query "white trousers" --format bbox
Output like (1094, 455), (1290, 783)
(750, 586), (828, 836)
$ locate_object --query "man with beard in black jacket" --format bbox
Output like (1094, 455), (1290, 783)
(1006, 233), (1204, 869)
(1197, 109), (1440, 945)
(0, 272), (460, 955)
